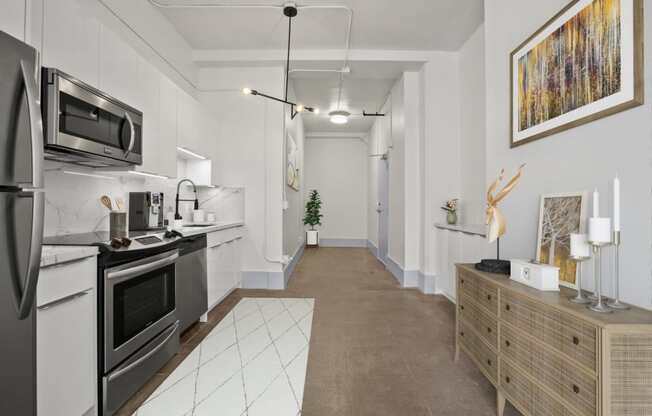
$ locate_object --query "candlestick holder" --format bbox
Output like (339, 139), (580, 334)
(569, 255), (591, 304)
(607, 231), (629, 310)
(588, 242), (613, 314)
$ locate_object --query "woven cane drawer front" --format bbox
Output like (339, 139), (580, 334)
(501, 361), (577, 416)
(458, 270), (477, 300)
(460, 294), (498, 349)
(609, 332), (652, 416)
(476, 279), (498, 316)
(501, 323), (596, 416)
(459, 320), (497, 383)
(501, 291), (597, 371)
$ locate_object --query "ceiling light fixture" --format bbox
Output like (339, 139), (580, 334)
(241, 3), (318, 120)
(329, 110), (350, 125)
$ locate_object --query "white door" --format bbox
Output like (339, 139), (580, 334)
(377, 155), (389, 265)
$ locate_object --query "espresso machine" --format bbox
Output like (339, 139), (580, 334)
(129, 192), (164, 231)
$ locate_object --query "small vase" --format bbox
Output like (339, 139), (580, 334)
(446, 211), (457, 225)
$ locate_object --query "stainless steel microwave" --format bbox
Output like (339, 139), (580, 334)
(41, 68), (143, 167)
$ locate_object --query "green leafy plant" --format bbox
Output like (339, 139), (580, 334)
(303, 189), (323, 230)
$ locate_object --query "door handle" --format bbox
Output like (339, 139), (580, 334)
(107, 251), (178, 281)
(37, 289), (90, 310)
(12, 192), (45, 319)
(19, 60), (44, 189)
(123, 112), (135, 158)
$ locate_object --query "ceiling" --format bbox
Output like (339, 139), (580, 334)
(153, 0), (484, 132)
(156, 0), (484, 51)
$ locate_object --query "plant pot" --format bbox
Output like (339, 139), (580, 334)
(306, 230), (319, 247)
(446, 211), (457, 225)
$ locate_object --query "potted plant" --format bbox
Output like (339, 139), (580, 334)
(441, 198), (459, 225)
(303, 189), (323, 247)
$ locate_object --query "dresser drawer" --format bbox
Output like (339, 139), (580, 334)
(500, 291), (597, 371)
(459, 320), (497, 383)
(501, 324), (596, 416)
(501, 361), (576, 416)
(458, 270), (477, 299)
(459, 294), (498, 349)
(476, 279), (498, 316)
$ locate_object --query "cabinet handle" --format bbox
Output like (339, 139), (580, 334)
(505, 340), (511, 347)
(573, 384), (580, 394)
(487, 327), (492, 333)
(505, 376), (511, 384)
(460, 331), (465, 337)
(487, 359), (492, 366)
(505, 304), (511, 311)
(573, 336), (580, 345)
(460, 305), (465, 310)
(461, 279), (465, 285)
(37, 289), (90, 310)
(487, 294), (492, 301)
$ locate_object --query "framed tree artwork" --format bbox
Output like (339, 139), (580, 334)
(286, 133), (300, 191)
(536, 192), (588, 289)
(510, 0), (643, 147)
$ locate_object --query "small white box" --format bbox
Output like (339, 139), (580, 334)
(510, 259), (560, 291)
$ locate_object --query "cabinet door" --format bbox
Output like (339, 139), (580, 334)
(135, 58), (161, 175)
(37, 288), (96, 416)
(232, 238), (242, 288)
(207, 243), (225, 309)
(42, 0), (100, 86)
(98, 24), (141, 108)
(159, 75), (178, 178)
(1, 0), (25, 41)
(176, 89), (198, 152)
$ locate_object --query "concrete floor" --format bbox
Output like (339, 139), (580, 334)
(118, 247), (521, 415)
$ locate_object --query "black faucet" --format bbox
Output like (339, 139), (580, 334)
(175, 179), (199, 220)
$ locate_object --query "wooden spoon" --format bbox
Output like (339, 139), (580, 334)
(115, 197), (124, 212)
(100, 195), (113, 211)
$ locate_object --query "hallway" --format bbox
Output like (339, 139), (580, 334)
(119, 248), (520, 415)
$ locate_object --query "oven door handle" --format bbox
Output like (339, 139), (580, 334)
(106, 252), (179, 281)
(107, 321), (179, 382)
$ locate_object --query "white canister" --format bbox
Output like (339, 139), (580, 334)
(193, 210), (205, 223)
(206, 212), (216, 223)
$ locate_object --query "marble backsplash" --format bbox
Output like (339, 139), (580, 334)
(43, 163), (244, 237)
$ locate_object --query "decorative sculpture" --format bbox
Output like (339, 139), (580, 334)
(476, 164), (525, 275)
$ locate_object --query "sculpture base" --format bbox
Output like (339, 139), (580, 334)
(475, 259), (511, 275)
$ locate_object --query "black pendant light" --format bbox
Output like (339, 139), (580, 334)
(242, 3), (319, 120)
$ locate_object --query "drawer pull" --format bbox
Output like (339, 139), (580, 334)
(505, 304), (511, 311)
(487, 327), (492, 333)
(487, 359), (492, 366)
(573, 336), (580, 345)
(505, 340), (511, 347)
(487, 294), (492, 301)
(573, 384), (580, 394)
(505, 376), (511, 384)
(460, 331), (465, 337)
(461, 279), (465, 284)
(460, 305), (465, 310)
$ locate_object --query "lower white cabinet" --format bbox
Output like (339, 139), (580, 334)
(37, 255), (97, 416)
(206, 228), (243, 310)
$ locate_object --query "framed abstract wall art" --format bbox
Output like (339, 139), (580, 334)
(536, 192), (587, 289)
(510, 0), (643, 147)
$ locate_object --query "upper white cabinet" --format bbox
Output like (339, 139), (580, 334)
(42, 0), (100, 87)
(99, 25), (142, 109)
(159, 75), (179, 178)
(177, 89), (199, 153)
(1, 0), (25, 41)
(134, 58), (162, 176)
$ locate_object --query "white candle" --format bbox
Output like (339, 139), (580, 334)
(570, 233), (591, 258)
(613, 176), (620, 231)
(589, 217), (611, 244)
(592, 189), (599, 217)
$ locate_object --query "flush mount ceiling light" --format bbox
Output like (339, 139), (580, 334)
(329, 110), (350, 124)
(242, 3), (318, 120)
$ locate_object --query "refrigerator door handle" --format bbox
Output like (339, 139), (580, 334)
(11, 192), (45, 319)
(19, 60), (44, 189)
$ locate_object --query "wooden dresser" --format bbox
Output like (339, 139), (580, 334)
(455, 264), (652, 416)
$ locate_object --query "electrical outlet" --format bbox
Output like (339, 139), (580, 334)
(522, 267), (531, 281)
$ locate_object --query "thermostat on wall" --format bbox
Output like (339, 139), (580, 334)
(510, 259), (559, 292)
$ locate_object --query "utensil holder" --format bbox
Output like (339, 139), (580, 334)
(110, 211), (128, 239)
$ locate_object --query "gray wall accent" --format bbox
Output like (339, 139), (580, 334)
(319, 239), (368, 248)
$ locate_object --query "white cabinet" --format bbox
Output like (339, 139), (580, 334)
(37, 255), (98, 416)
(1, 0), (25, 41)
(41, 0), (100, 86)
(159, 75), (179, 178)
(99, 24), (142, 109)
(206, 228), (244, 310)
(177, 89), (199, 153)
(134, 58), (161, 176)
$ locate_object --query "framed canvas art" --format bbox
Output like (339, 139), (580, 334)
(536, 192), (588, 289)
(286, 133), (300, 191)
(510, 0), (643, 147)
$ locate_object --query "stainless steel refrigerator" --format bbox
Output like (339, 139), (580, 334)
(0, 30), (45, 416)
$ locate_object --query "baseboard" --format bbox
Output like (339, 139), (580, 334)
(385, 256), (419, 288)
(242, 270), (286, 290)
(319, 238), (368, 248)
(418, 272), (436, 295)
(367, 240), (378, 258)
(435, 288), (457, 304)
(284, 244), (305, 285)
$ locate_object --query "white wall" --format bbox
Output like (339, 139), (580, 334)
(198, 66), (286, 274)
(304, 138), (368, 242)
(458, 24), (486, 226)
(485, 1), (652, 309)
(283, 83), (306, 258)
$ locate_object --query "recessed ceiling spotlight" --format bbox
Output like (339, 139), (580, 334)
(329, 110), (350, 124)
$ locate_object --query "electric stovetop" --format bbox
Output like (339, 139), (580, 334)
(43, 228), (181, 253)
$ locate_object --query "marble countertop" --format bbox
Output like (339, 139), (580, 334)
(41, 245), (99, 268)
(434, 223), (487, 237)
(173, 220), (245, 237)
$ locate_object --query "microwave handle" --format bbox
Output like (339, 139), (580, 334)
(20, 60), (44, 189)
(124, 112), (135, 158)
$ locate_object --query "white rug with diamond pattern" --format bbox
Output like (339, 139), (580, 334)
(134, 297), (315, 416)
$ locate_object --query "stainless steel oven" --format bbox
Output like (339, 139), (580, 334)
(41, 67), (143, 167)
